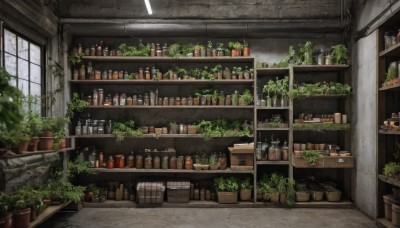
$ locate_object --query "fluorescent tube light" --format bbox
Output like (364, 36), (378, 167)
(144, 0), (152, 15)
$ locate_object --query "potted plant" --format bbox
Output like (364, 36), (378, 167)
(243, 66), (250, 79)
(211, 65), (222, 80)
(68, 52), (83, 80)
(211, 90), (218, 106)
(239, 89), (253, 106)
(243, 40), (250, 56)
(263, 79), (277, 107)
(229, 41), (243, 57)
(236, 67), (244, 79)
(223, 67), (231, 79)
(239, 178), (253, 201)
(330, 44), (348, 65)
(209, 153), (219, 170)
(11, 186), (38, 228)
(214, 177), (239, 204)
(384, 162), (400, 178)
(218, 91), (225, 106)
(277, 77), (289, 107)
(301, 150), (323, 166)
(0, 192), (12, 228)
(216, 42), (224, 56)
(26, 111), (42, 152)
(206, 41), (213, 57)
(39, 116), (68, 151)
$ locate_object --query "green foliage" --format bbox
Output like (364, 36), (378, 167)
(288, 82), (351, 99)
(196, 118), (252, 140)
(386, 67), (398, 82)
(68, 53), (83, 66)
(384, 162), (400, 176)
(232, 90), (239, 105)
(42, 116), (68, 133)
(0, 192), (10, 216)
(331, 44), (348, 64)
(209, 153), (218, 165)
(293, 123), (350, 132)
(112, 120), (143, 143)
(11, 186), (42, 210)
(214, 177), (239, 192)
(26, 111), (43, 137)
(0, 67), (24, 130)
(239, 89), (253, 105)
(0, 120), (30, 148)
(67, 158), (95, 177)
(42, 179), (85, 203)
(299, 41), (313, 65)
(239, 177), (253, 189)
(263, 77), (289, 98)
(167, 43), (181, 57)
(118, 42), (150, 56)
(66, 92), (89, 120)
(300, 150), (323, 166)
(228, 41), (243, 50)
(257, 173), (295, 206)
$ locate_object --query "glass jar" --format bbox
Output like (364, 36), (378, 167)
(132, 95), (138, 106)
(169, 155), (177, 169)
(127, 152), (134, 168)
(317, 48), (325, 65)
(79, 65), (86, 80)
(169, 97), (175, 106)
(124, 71), (129, 79)
(108, 69), (113, 80)
(120, 93), (127, 106)
(92, 89), (98, 106)
(104, 94), (112, 106)
(153, 155), (160, 169)
(127, 96), (133, 106)
(135, 154), (143, 169)
(97, 120), (105, 134)
(84, 48), (90, 56)
(144, 94), (150, 106)
(256, 142), (262, 160)
(175, 97), (181, 106)
(163, 97), (169, 106)
(86, 95), (92, 105)
(185, 156), (193, 170)
(156, 43), (162, 56)
(88, 152), (96, 168)
(139, 68), (144, 79)
(162, 155), (169, 169)
(92, 120), (98, 134)
(113, 94), (119, 106)
(90, 45), (96, 56)
(137, 95), (144, 105)
(102, 70), (108, 80)
(218, 153), (227, 170)
(118, 71), (124, 80)
(282, 140), (289, 161)
(145, 68), (151, 80)
(150, 90), (155, 106)
(177, 156), (184, 169)
(94, 70), (101, 80)
(179, 123), (185, 134)
(268, 141), (282, 161)
(187, 96), (193, 105)
(75, 121), (82, 136)
(112, 71), (119, 80)
(103, 46), (109, 56)
(181, 97), (187, 106)
(144, 155), (153, 169)
(98, 88), (104, 106)
(107, 156), (114, 169)
(105, 120), (112, 134)
(150, 43), (156, 57)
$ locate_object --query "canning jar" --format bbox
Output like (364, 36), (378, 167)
(144, 155), (153, 169)
(135, 154), (143, 169)
(113, 94), (119, 106)
(169, 155), (177, 169)
(120, 93), (127, 106)
(153, 156), (160, 169)
(162, 155), (169, 169)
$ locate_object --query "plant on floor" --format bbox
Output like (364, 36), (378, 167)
(384, 162), (400, 177)
(330, 44), (348, 65)
(112, 120), (143, 143)
(0, 67), (24, 131)
(300, 150), (323, 166)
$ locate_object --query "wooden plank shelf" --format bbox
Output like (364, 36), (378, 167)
(85, 105), (254, 109)
(256, 161), (290, 165)
(256, 127), (290, 131)
(379, 174), (400, 188)
(379, 43), (400, 57)
(255, 106), (290, 110)
(256, 68), (289, 75)
(1, 148), (75, 159)
(378, 130), (400, 135)
(292, 155), (354, 168)
(377, 218), (395, 228)
(82, 56), (255, 63)
(379, 83), (400, 92)
(69, 79), (254, 85)
(29, 201), (70, 228)
(292, 65), (350, 72)
(73, 134), (253, 139)
(293, 200), (354, 209)
(88, 168), (254, 174)
(293, 94), (350, 99)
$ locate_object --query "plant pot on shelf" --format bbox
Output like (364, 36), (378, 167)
(279, 192), (286, 204)
(27, 137), (39, 152)
(209, 164), (218, 170)
(295, 191), (310, 202)
(14, 208), (31, 228)
(217, 192), (238, 204)
(240, 189), (252, 201)
(58, 138), (67, 149)
(39, 131), (55, 151)
(325, 190), (341, 202)
(187, 125), (198, 135)
(269, 189), (280, 203)
(17, 139), (30, 154)
(0, 212), (13, 228)
(311, 190), (324, 201)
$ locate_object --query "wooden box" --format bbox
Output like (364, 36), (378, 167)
(228, 146), (254, 171)
(167, 181), (190, 203)
(292, 155), (354, 168)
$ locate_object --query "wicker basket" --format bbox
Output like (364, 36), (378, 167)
(311, 190), (324, 201)
(295, 191), (310, 202)
(325, 190), (341, 202)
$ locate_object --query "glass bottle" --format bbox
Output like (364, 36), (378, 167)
(317, 48), (325, 65)
(185, 156), (193, 170)
(87, 120), (93, 135)
(98, 120), (105, 134)
(92, 89), (98, 106)
(256, 142), (262, 160)
(104, 94), (112, 106)
(139, 68), (144, 79)
(108, 69), (113, 80)
(88, 151), (96, 168)
(153, 155), (160, 169)
(96, 42), (102, 56)
(99, 152), (104, 168)
(177, 156), (184, 169)
(79, 65), (86, 80)
(92, 120), (98, 134)
(218, 153), (227, 170)
(397, 29), (400, 44)
(90, 45), (96, 56)
(169, 155), (177, 169)
(127, 96), (133, 106)
(156, 43), (162, 56)
(145, 67), (151, 80)
(282, 140), (289, 161)
(144, 93), (150, 106)
(144, 154), (153, 169)
(113, 94), (119, 106)
(107, 156), (114, 169)
(162, 155), (169, 169)
(103, 46), (109, 56)
(150, 43), (156, 57)
(135, 154), (143, 169)
(84, 48), (90, 56)
(75, 121), (82, 136)
(119, 71), (124, 80)
(120, 93), (127, 106)
(162, 43), (168, 56)
(128, 151), (134, 168)
(98, 88), (104, 106)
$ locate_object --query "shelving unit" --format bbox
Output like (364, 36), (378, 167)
(376, 9), (400, 226)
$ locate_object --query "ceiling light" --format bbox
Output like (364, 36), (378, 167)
(144, 0), (152, 15)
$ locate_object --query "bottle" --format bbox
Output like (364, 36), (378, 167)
(317, 48), (325, 65)
(135, 154), (143, 169)
(120, 93), (127, 106)
(107, 156), (114, 169)
(144, 154), (152, 169)
(145, 67), (151, 80)
(89, 151), (96, 168)
(162, 155), (169, 169)
(218, 153), (227, 170)
(98, 88), (104, 106)
(150, 43), (156, 57)
(113, 94), (119, 106)
(162, 43), (168, 56)
(75, 121), (82, 136)
(169, 155), (177, 169)
(256, 142), (262, 160)
(92, 89), (98, 106)
(153, 155), (160, 169)
(79, 65), (86, 80)
(99, 152), (104, 168)
(194, 183), (200, 200)
(156, 43), (162, 56)
(282, 140), (289, 161)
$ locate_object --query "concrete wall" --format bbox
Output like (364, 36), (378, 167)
(351, 30), (377, 218)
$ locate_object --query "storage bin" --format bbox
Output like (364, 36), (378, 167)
(136, 181), (165, 205)
(217, 192), (238, 204)
(228, 145), (254, 171)
(384, 194), (394, 221)
(167, 180), (190, 203)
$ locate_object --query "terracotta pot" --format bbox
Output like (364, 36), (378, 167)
(40, 131), (54, 138)
(240, 189), (252, 201)
(18, 140), (29, 154)
(58, 138), (67, 149)
(38, 137), (54, 151)
(30, 206), (37, 222)
(43, 198), (51, 207)
(27, 137), (39, 152)
(0, 212), (13, 228)
(231, 49), (238, 57)
(243, 47), (250, 56)
(14, 208), (31, 228)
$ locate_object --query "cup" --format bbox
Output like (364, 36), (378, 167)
(334, 113), (342, 124)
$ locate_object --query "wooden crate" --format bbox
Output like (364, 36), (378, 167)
(167, 180), (190, 203)
(292, 155), (354, 168)
(228, 146), (254, 171)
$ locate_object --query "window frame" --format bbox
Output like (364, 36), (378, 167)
(1, 24), (45, 113)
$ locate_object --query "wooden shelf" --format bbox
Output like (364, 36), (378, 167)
(379, 83), (400, 92)
(69, 79), (254, 85)
(377, 218), (395, 228)
(293, 200), (354, 209)
(378, 130), (400, 135)
(292, 155), (354, 168)
(82, 56), (255, 63)
(293, 94), (350, 99)
(256, 106), (290, 110)
(1, 148), (75, 159)
(256, 68), (289, 75)
(292, 65), (350, 72)
(379, 43), (400, 57)
(73, 134), (252, 139)
(85, 105), (254, 109)
(379, 174), (400, 188)
(256, 161), (289, 165)
(89, 168), (254, 174)
(256, 127), (290, 131)
(29, 201), (70, 228)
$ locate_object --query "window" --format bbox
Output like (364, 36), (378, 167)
(3, 28), (43, 112)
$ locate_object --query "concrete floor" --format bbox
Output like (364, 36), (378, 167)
(40, 208), (377, 228)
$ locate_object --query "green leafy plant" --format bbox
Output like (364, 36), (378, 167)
(196, 118), (252, 140)
(26, 111), (43, 138)
(384, 162), (400, 176)
(207, 41), (213, 49)
(229, 41), (243, 50)
(66, 92), (89, 120)
(216, 42), (224, 51)
(293, 123), (350, 132)
(42, 116), (68, 133)
(331, 44), (348, 64)
(239, 178), (253, 190)
(11, 186), (42, 210)
(239, 89), (253, 105)
(301, 150), (323, 166)
(0, 120), (30, 148)
(232, 90), (239, 105)
(0, 192), (10, 216)
(67, 158), (95, 177)
(209, 153), (218, 165)
(42, 179), (85, 203)
(167, 43), (181, 58)
(288, 82), (351, 99)
(112, 120), (143, 143)
(299, 41), (313, 65)
(386, 67), (398, 82)
(68, 53), (83, 66)
(214, 177), (239, 192)
(118, 42), (150, 56)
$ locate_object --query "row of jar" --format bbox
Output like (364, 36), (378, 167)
(75, 119), (112, 136)
(88, 90), (248, 106)
(297, 113), (348, 124)
(256, 138), (289, 161)
(85, 151), (228, 170)
(384, 30), (400, 50)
